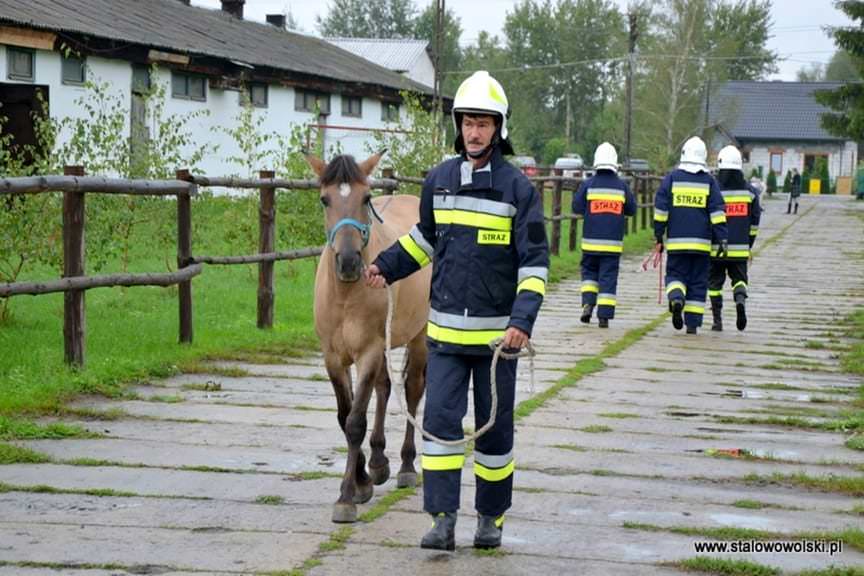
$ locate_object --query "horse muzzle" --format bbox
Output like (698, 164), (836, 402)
(335, 251), (363, 283)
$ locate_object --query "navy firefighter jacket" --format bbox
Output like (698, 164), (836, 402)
(374, 148), (550, 355)
(711, 183), (762, 260)
(572, 171), (637, 255)
(654, 169), (728, 254)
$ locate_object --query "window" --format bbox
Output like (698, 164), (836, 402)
(7, 48), (34, 82)
(342, 95), (362, 118)
(295, 89), (330, 114)
(769, 152), (782, 175)
(381, 101), (400, 122)
(61, 56), (86, 85)
(171, 71), (206, 101)
(248, 83), (268, 108)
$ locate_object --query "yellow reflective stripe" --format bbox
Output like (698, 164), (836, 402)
(422, 453), (465, 471)
(517, 277), (546, 296)
(654, 213), (668, 222)
(684, 304), (705, 314)
(666, 282), (686, 295)
(597, 297), (617, 306)
(667, 243), (711, 252)
(427, 322), (504, 346)
(495, 514), (505, 528)
(581, 242), (623, 253)
(723, 195), (752, 203)
(398, 235), (430, 267)
(434, 209), (511, 231)
(732, 281), (747, 290)
(708, 289), (722, 297)
(474, 459), (514, 482)
(672, 186), (709, 196)
(581, 284), (599, 293)
(727, 250), (749, 258)
(711, 214), (727, 224)
(586, 192), (624, 201)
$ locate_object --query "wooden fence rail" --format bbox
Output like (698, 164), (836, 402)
(1, 166), (660, 367)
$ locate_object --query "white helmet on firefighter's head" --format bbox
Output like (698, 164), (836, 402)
(679, 136), (708, 173)
(593, 142), (618, 173)
(452, 70), (514, 156)
(717, 145), (743, 171)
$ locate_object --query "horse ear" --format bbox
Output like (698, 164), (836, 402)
(359, 149), (387, 177)
(305, 153), (326, 177)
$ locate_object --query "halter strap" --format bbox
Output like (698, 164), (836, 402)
(327, 217), (370, 247)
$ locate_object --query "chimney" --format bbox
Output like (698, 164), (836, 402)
(266, 14), (286, 29)
(220, 0), (244, 19)
(177, 0), (190, 5)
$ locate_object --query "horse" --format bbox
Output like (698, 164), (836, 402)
(306, 151), (430, 523)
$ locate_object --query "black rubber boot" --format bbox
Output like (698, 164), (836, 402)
(421, 512), (456, 551)
(670, 300), (684, 330)
(686, 325), (698, 335)
(473, 514), (503, 549)
(794, 203), (798, 215)
(598, 318), (609, 329)
(710, 297), (723, 332)
(735, 293), (747, 331)
(580, 304), (594, 324)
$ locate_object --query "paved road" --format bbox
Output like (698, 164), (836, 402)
(1, 195), (862, 575)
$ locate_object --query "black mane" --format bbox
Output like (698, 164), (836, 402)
(320, 155), (365, 187)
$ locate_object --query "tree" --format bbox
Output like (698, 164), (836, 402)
(317, 0), (417, 38)
(707, 0), (777, 80)
(816, 1), (864, 140)
(797, 62), (825, 82)
(414, 2), (463, 94)
(825, 49), (861, 81)
(766, 169), (777, 194)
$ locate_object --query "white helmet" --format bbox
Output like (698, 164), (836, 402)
(717, 145), (743, 171)
(452, 70), (512, 155)
(593, 142), (618, 173)
(679, 136), (707, 173)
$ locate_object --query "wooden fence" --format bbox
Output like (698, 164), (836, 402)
(0, 166), (658, 367)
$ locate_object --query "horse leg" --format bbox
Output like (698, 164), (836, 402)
(397, 332), (427, 488)
(368, 353), (391, 485)
(333, 366), (375, 523)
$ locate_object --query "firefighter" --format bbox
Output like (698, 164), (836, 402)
(364, 70), (549, 551)
(709, 145), (761, 331)
(654, 136), (728, 335)
(572, 142), (636, 328)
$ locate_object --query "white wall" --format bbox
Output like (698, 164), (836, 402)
(407, 55), (435, 88)
(1, 44), (412, 177)
(740, 141), (854, 184)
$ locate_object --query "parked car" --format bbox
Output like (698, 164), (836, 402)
(554, 154), (584, 178)
(625, 158), (651, 172)
(511, 155), (538, 177)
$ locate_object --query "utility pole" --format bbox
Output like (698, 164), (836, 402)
(433, 0), (445, 145)
(624, 7), (639, 168)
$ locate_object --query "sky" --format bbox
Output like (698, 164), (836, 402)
(191, 0), (853, 80)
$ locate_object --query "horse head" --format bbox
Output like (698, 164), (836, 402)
(307, 151), (385, 283)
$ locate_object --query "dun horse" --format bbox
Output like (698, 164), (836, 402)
(307, 152), (430, 523)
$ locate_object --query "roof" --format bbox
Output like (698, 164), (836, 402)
(0, 0), (433, 96)
(708, 81), (848, 142)
(325, 38), (430, 73)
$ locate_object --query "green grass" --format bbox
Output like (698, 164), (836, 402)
(358, 486), (415, 523)
(668, 557), (779, 576)
(552, 443), (589, 452)
(846, 435), (864, 451)
(255, 495), (285, 505)
(580, 425), (613, 433)
(0, 417), (100, 440)
(741, 471), (864, 497)
(144, 394), (185, 403)
(598, 412), (640, 419)
(0, 442), (51, 464)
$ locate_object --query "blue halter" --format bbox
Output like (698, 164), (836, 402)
(327, 217), (370, 247)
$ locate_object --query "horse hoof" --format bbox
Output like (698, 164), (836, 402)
(396, 471), (417, 488)
(353, 482), (374, 504)
(369, 464), (390, 486)
(332, 502), (357, 523)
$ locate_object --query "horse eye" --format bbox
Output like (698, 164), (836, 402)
(320, 196), (329, 207)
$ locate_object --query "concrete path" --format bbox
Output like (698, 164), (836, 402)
(1, 195), (863, 575)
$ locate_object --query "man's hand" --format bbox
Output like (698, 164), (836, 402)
(364, 264), (387, 289)
(716, 239), (728, 259)
(655, 238), (664, 253)
(502, 326), (529, 350)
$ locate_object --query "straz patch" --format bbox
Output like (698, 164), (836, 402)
(590, 199), (623, 215)
(672, 190), (707, 208)
(477, 230), (511, 245)
(725, 202), (748, 217)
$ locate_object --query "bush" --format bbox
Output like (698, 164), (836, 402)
(767, 170), (777, 193)
(816, 156), (831, 194)
(802, 169), (811, 194)
(542, 137), (568, 166)
(783, 170), (792, 192)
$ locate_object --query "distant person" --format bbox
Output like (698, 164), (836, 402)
(571, 142), (636, 328)
(709, 146), (762, 332)
(789, 168), (801, 214)
(654, 136), (728, 335)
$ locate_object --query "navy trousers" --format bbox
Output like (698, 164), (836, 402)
(580, 253), (621, 319)
(666, 253), (710, 328)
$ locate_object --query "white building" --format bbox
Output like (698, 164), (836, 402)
(707, 81), (858, 194)
(326, 38), (435, 89)
(0, 0), (438, 176)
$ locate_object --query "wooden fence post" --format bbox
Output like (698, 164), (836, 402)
(258, 169), (276, 329)
(568, 179), (578, 252)
(551, 170), (563, 256)
(63, 165), (86, 366)
(175, 169), (194, 344)
(381, 168), (395, 195)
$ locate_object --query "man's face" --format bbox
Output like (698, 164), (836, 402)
(461, 114), (497, 156)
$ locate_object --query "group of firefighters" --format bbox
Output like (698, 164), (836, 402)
(363, 70), (763, 551)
